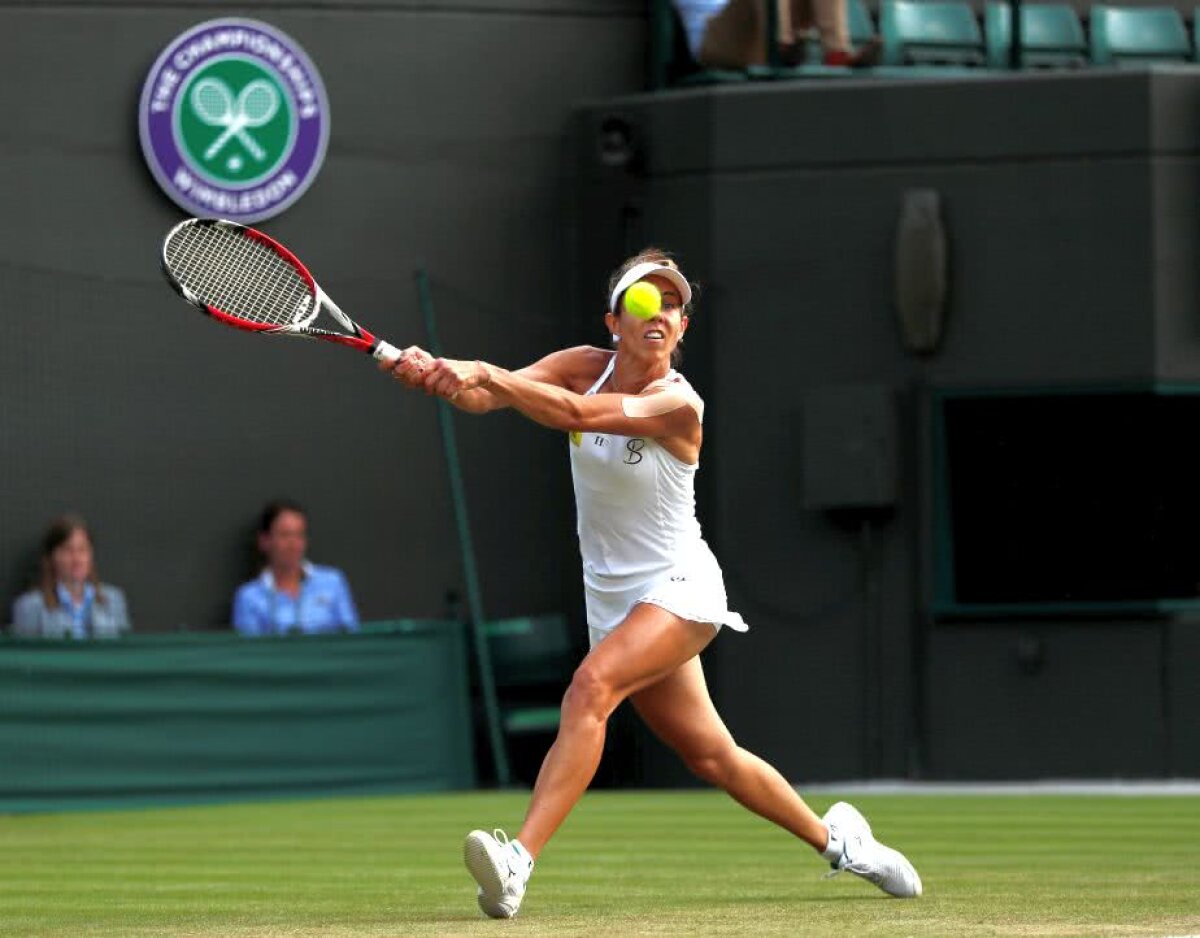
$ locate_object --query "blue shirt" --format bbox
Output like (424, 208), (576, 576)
(57, 583), (94, 639)
(674, 0), (729, 58)
(10, 583), (130, 639)
(232, 563), (359, 636)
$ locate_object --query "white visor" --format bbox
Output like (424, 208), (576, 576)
(609, 261), (693, 313)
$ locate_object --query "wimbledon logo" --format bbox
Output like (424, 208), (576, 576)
(139, 19), (329, 223)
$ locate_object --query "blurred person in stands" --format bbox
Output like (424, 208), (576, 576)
(232, 500), (359, 636)
(675, 0), (880, 69)
(11, 514), (131, 639)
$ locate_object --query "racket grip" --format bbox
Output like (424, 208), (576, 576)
(372, 340), (403, 364)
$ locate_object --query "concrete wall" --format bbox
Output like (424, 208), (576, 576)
(0, 1), (643, 629)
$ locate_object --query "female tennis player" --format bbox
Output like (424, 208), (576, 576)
(381, 249), (921, 917)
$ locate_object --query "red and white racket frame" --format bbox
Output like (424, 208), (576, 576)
(162, 218), (402, 363)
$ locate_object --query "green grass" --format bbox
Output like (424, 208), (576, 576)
(0, 791), (1197, 937)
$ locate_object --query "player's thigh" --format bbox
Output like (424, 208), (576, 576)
(629, 655), (736, 760)
(578, 602), (716, 702)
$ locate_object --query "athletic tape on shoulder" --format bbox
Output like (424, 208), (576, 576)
(622, 387), (704, 422)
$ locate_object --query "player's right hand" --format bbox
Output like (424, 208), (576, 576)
(380, 345), (434, 389)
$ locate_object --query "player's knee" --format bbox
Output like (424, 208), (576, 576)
(684, 746), (737, 787)
(562, 663), (616, 722)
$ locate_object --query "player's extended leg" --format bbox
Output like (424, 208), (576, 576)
(465, 604), (716, 918)
(630, 656), (922, 898)
(629, 654), (830, 850)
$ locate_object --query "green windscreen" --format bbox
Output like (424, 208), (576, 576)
(0, 621), (475, 812)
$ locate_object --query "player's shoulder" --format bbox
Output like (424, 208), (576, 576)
(523, 345), (613, 391)
(555, 345), (613, 371)
(640, 370), (705, 422)
(645, 370), (702, 401)
(645, 369), (697, 392)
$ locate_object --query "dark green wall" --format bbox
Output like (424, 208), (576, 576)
(0, 1), (643, 630)
(574, 69), (1200, 780)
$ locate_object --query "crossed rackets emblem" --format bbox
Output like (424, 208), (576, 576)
(189, 77), (280, 163)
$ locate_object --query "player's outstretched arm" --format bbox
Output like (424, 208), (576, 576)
(379, 345), (601, 414)
(422, 357), (700, 445)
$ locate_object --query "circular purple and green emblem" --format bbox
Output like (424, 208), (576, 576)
(139, 18), (330, 222)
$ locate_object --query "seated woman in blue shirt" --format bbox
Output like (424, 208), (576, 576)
(11, 514), (131, 639)
(232, 500), (359, 636)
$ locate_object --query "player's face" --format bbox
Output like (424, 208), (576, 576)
(51, 529), (94, 586)
(612, 274), (689, 357)
(260, 510), (308, 573)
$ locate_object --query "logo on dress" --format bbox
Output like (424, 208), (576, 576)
(139, 18), (330, 222)
(624, 439), (645, 465)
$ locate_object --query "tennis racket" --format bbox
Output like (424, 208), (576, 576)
(161, 218), (402, 363)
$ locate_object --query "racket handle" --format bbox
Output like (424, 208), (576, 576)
(372, 340), (403, 364)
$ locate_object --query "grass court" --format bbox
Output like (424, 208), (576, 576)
(1, 790), (1196, 937)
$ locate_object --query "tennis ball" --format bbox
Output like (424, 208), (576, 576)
(624, 282), (662, 320)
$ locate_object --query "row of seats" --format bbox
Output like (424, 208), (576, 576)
(882, 1), (1193, 68)
(655, 2), (1200, 86)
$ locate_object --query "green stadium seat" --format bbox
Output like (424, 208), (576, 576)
(1089, 5), (1190, 66)
(483, 614), (575, 735)
(850, 0), (877, 46)
(985, 2), (1086, 68)
(880, 0), (986, 66)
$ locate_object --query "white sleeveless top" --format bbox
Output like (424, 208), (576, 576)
(568, 353), (748, 637)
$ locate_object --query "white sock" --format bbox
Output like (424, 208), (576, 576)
(821, 823), (844, 864)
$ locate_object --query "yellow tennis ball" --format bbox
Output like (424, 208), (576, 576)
(624, 282), (662, 320)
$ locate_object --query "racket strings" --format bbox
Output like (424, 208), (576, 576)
(165, 223), (313, 327)
(186, 228), (262, 318)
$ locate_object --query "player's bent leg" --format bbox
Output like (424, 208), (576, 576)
(514, 606), (716, 857)
(464, 605), (715, 916)
(630, 656), (830, 852)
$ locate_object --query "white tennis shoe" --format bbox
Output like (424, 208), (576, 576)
(822, 801), (922, 898)
(463, 828), (534, 919)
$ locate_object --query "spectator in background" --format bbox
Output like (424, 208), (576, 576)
(11, 515), (131, 639)
(675, 0), (880, 70)
(232, 500), (359, 636)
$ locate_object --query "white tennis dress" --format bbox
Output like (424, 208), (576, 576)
(569, 353), (748, 646)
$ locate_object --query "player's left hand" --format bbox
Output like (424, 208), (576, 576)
(423, 358), (491, 399)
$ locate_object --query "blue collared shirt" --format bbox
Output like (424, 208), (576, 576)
(56, 583), (94, 639)
(10, 583), (130, 640)
(232, 563), (359, 636)
(674, 0), (729, 58)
